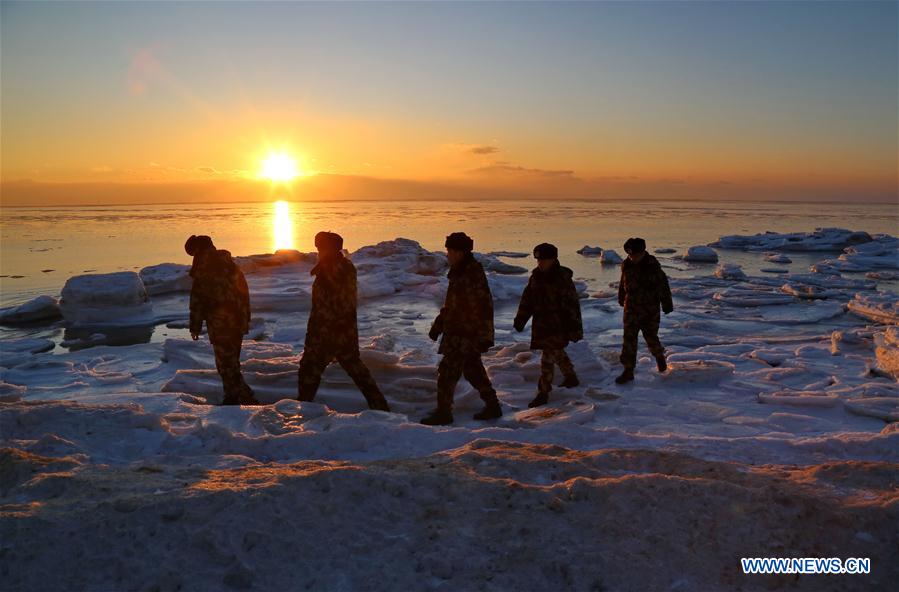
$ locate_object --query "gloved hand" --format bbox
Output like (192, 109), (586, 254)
(513, 317), (526, 333)
(662, 304), (674, 315)
(477, 339), (492, 354)
(429, 315), (443, 341)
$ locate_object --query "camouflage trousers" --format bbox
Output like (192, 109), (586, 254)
(620, 304), (665, 369)
(297, 349), (386, 409)
(437, 352), (497, 412)
(210, 331), (255, 405)
(538, 348), (577, 395)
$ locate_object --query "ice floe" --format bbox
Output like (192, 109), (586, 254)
(682, 245), (718, 263)
(0, 295), (61, 324)
(60, 272), (154, 327)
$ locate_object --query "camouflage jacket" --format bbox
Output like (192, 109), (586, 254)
(189, 249), (251, 338)
(433, 254), (494, 355)
(618, 254), (674, 312)
(514, 263), (583, 350)
(305, 253), (360, 355)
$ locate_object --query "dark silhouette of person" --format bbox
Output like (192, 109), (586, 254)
(514, 242), (583, 407)
(185, 234), (260, 405)
(297, 231), (390, 411)
(616, 237), (673, 384)
(422, 232), (501, 425)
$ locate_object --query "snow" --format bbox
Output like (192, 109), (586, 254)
(0, 295), (61, 324)
(60, 271), (154, 327)
(2, 235), (898, 591)
(682, 245), (718, 263)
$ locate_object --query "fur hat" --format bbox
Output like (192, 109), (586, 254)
(623, 237), (646, 254)
(314, 231), (344, 251)
(444, 232), (474, 252)
(184, 235), (214, 256)
(533, 242), (558, 259)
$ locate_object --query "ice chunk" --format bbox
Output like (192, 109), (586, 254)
(714, 264), (746, 280)
(867, 271), (899, 281)
(577, 245), (603, 256)
(512, 399), (595, 427)
(712, 288), (794, 307)
(486, 251), (529, 258)
(874, 327), (899, 379)
(60, 272), (153, 327)
(0, 295), (61, 324)
(654, 248), (677, 254)
(658, 360), (735, 384)
(683, 246), (718, 263)
(139, 263), (192, 296)
(847, 293), (898, 325)
(780, 283), (828, 300)
(760, 268), (790, 274)
(757, 391), (840, 408)
(764, 253), (792, 264)
(711, 228), (875, 252)
(600, 249), (623, 265)
(844, 398), (899, 422)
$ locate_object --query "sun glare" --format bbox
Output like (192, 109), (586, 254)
(261, 153), (300, 181)
(273, 200), (295, 251)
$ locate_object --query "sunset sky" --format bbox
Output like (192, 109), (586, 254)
(1, 1), (896, 204)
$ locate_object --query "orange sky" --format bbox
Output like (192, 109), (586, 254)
(1, 2), (896, 205)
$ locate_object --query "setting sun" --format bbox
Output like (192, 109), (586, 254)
(261, 153), (301, 181)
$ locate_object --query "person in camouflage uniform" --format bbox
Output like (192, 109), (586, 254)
(186, 234), (260, 406)
(514, 243), (583, 407)
(616, 237), (674, 384)
(421, 232), (501, 425)
(297, 231), (390, 411)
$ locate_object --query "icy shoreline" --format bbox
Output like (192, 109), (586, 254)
(2, 230), (898, 591)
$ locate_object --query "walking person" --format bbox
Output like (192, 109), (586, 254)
(514, 242), (583, 407)
(186, 234), (260, 405)
(297, 231), (390, 411)
(616, 237), (673, 384)
(421, 232), (502, 425)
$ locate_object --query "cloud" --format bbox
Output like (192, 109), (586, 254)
(447, 142), (500, 156)
(469, 163), (578, 179)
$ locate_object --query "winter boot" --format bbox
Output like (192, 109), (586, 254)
(420, 408), (454, 426)
(528, 391), (549, 408)
(239, 386), (261, 406)
(473, 400), (502, 421)
(656, 356), (668, 373)
(368, 396), (391, 412)
(561, 374), (580, 388)
(615, 367), (635, 384)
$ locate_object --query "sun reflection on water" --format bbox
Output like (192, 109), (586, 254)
(272, 200), (295, 251)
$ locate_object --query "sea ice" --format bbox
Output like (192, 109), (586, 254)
(0, 295), (61, 324)
(60, 272), (154, 327)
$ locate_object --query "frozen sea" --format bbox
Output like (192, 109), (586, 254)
(1, 199), (898, 591)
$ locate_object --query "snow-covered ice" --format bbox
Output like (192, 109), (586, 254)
(0, 295), (61, 324)
(2, 235), (897, 591)
(682, 245), (719, 263)
(60, 271), (154, 327)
